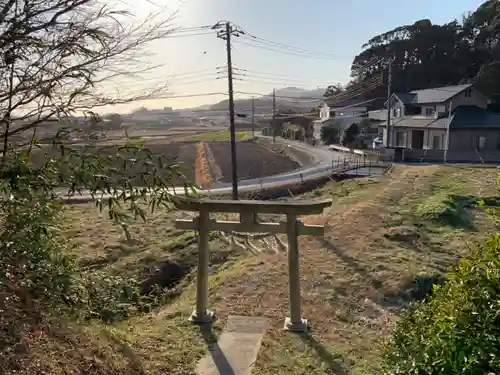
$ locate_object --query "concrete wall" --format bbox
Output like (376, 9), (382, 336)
(390, 127), (500, 152)
(449, 129), (500, 151)
(369, 109), (388, 121)
(404, 149), (500, 163)
(450, 88), (488, 111)
(391, 127), (447, 149)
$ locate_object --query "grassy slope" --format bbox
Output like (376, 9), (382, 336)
(247, 165), (499, 375)
(11, 165), (498, 375)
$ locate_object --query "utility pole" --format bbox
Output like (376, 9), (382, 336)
(386, 57), (393, 148)
(272, 88), (276, 142)
(251, 97), (255, 139)
(444, 99), (452, 163)
(214, 21), (242, 200)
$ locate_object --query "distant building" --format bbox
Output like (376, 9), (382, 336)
(124, 107), (180, 123)
(319, 98), (368, 121)
(315, 99), (369, 141)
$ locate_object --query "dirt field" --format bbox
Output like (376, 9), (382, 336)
(38, 142), (198, 185)
(128, 140), (300, 185)
(209, 141), (299, 182)
(150, 142), (197, 184)
(39, 138), (298, 187)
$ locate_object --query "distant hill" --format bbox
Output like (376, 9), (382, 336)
(206, 86), (326, 114)
(273, 87), (326, 99)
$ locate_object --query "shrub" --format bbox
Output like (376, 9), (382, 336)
(383, 235), (500, 375)
(320, 123), (340, 145)
(0, 138), (182, 325)
(341, 122), (360, 147)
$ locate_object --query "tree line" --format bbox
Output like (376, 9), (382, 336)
(338, 0), (500, 110)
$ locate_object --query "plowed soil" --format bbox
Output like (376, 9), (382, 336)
(209, 141), (299, 182)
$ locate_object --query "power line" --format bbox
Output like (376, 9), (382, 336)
(233, 67), (337, 82)
(176, 106), (276, 113)
(355, 58), (386, 71)
(330, 97), (386, 112)
(325, 74), (383, 102)
(233, 40), (345, 60)
(234, 73), (334, 87)
(170, 25), (214, 33)
(169, 67), (221, 77)
(234, 91), (324, 101)
(135, 70), (220, 84)
(324, 83), (382, 105)
(153, 92), (228, 99)
(169, 77), (221, 87)
(235, 78), (328, 89)
(166, 31), (214, 39)
(235, 25), (351, 59)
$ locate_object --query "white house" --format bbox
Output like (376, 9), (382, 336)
(319, 99), (368, 121)
(314, 99), (369, 141)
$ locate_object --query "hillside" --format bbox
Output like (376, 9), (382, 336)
(207, 86), (326, 113)
(6, 165), (497, 375)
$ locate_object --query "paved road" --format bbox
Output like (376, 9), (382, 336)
(208, 136), (358, 190)
(62, 136), (382, 203)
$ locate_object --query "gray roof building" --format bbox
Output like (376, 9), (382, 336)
(386, 106), (500, 130)
(391, 84), (473, 105)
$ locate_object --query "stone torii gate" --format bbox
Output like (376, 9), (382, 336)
(174, 197), (331, 333)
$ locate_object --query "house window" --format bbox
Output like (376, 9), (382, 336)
(395, 131), (407, 147)
(425, 106), (436, 116)
(393, 108), (401, 118)
(432, 135), (442, 150)
(475, 135), (486, 150)
(464, 88), (472, 98)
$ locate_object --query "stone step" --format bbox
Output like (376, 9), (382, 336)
(197, 315), (269, 375)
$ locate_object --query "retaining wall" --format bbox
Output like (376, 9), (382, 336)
(403, 149), (500, 163)
(256, 138), (314, 167)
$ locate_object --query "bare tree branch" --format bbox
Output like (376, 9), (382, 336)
(0, 0), (177, 150)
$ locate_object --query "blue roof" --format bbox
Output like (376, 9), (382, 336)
(450, 106), (500, 129)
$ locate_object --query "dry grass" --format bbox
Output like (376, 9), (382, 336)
(179, 130), (248, 142)
(195, 165), (498, 375)
(194, 142), (213, 188)
(10, 164), (498, 375)
(11, 203), (242, 375)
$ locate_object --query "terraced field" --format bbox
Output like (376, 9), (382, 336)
(209, 141), (299, 183)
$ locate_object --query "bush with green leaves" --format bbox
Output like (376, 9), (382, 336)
(341, 122), (361, 147)
(0, 137), (188, 325)
(320, 123), (340, 145)
(383, 235), (500, 375)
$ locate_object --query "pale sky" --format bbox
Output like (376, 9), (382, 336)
(103, 0), (486, 113)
